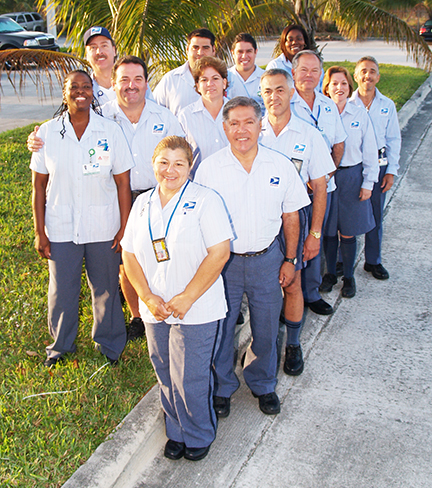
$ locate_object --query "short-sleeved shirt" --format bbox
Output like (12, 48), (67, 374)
(178, 98), (229, 175)
(260, 113), (335, 186)
(339, 102), (379, 190)
(121, 181), (234, 324)
(351, 88), (401, 176)
(153, 61), (200, 116)
(266, 54), (293, 77)
(30, 111), (134, 244)
(194, 144), (310, 254)
(101, 99), (185, 191)
(227, 66), (266, 115)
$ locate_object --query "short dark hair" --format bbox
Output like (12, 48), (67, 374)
(280, 24), (310, 59)
(231, 32), (257, 51)
(192, 56), (228, 83)
(187, 28), (216, 47)
(222, 96), (262, 122)
(112, 55), (148, 81)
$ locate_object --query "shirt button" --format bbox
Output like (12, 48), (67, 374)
(215, 139), (219, 143)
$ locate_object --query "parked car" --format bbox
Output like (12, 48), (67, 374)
(0, 12), (45, 32)
(419, 20), (432, 41)
(0, 17), (59, 51)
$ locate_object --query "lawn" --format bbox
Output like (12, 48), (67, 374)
(0, 63), (429, 487)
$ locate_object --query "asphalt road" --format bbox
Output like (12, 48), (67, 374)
(0, 39), (426, 133)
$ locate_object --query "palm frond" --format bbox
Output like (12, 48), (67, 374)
(0, 50), (90, 100)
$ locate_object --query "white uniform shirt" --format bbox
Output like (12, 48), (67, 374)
(351, 88), (401, 176)
(102, 99), (185, 191)
(260, 113), (335, 186)
(153, 61), (200, 116)
(227, 65), (266, 114)
(178, 98), (229, 174)
(194, 144), (310, 254)
(121, 181), (234, 324)
(339, 102), (379, 190)
(30, 111), (134, 244)
(92, 75), (155, 108)
(266, 53), (292, 76)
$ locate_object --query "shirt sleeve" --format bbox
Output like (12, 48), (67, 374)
(121, 193), (145, 253)
(385, 102), (401, 176)
(307, 129), (336, 181)
(334, 110), (348, 145)
(361, 112), (379, 190)
(110, 122), (135, 175)
(153, 75), (168, 108)
(282, 161), (311, 213)
(29, 123), (48, 174)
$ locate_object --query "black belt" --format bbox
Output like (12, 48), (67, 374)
(338, 162), (362, 170)
(232, 245), (270, 258)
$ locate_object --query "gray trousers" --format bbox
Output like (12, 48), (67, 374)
(215, 239), (283, 398)
(46, 241), (126, 360)
(145, 320), (220, 448)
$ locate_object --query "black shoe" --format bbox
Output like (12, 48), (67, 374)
(164, 439), (185, 460)
(43, 356), (64, 368)
(305, 298), (334, 315)
(252, 391), (280, 415)
(213, 396), (230, 418)
(364, 262), (389, 280)
(336, 261), (344, 277)
(342, 276), (356, 298)
(283, 345), (304, 376)
(184, 445), (210, 461)
(127, 317), (145, 341)
(319, 273), (337, 292)
(105, 355), (119, 366)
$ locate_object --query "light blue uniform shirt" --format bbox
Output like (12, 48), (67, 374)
(351, 88), (401, 176)
(102, 99), (185, 191)
(227, 65), (266, 114)
(339, 101), (379, 191)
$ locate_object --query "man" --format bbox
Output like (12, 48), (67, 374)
(226, 33), (265, 114)
(259, 69), (335, 375)
(195, 97), (310, 417)
(83, 26), (153, 106)
(290, 50), (346, 316)
(153, 28), (216, 115)
(27, 56), (184, 341)
(351, 56), (401, 280)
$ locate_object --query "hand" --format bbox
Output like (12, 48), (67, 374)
(279, 261), (296, 288)
(303, 233), (321, 262)
(166, 293), (194, 320)
(144, 294), (171, 322)
(34, 232), (51, 259)
(381, 174), (394, 193)
(359, 188), (372, 201)
(112, 228), (125, 253)
(27, 126), (44, 152)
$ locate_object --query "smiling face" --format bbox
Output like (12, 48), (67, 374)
(292, 53), (321, 95)
(261, 74), (294, 118)
(232, 41), (257, 75)
(85, 35), (116, 73)
(153, 148), (191, 196)
(284, 29), (306, 61)
(327, 72), (350, 105)
(64, 72), (93, 113)
(223, 105), (261, 157)
(196, 66), (227, 102)
(354, 60), (380, 94)
(186, 36), (215, 67)
(112, 62), (147, 108)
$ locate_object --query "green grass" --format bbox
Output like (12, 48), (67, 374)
(0, 125), (156, 486)
(0, 63), (428, 487)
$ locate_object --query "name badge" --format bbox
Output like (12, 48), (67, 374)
(152, 238), (170, 262)
(83, 161), (100, 175)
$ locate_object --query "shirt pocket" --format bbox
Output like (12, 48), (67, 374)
(45, 204), (73, 236)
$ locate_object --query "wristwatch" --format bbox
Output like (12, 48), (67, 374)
(284, 257), (297, 265)
(309, 230), (321, 239)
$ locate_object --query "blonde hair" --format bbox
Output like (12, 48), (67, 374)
(322, 66), (354, 98)
(152, 136), (193, 167)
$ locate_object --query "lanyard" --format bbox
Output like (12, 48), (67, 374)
(148, 180), (190, 241)
(308, 105), (320, 128)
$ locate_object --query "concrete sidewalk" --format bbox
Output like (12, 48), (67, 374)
(62, 78), (432, 487)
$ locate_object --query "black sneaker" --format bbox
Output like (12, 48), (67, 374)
(127, 317), (145, 341)
(283, 345), (304, 376)
(319, 273), (337, 292)
(341, 276), (356, 298)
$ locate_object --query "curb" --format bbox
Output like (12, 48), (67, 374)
(62, 73), (432, 488)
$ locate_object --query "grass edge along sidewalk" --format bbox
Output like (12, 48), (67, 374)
(0, 64), (429, 488)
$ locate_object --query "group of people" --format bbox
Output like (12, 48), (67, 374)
(28, 24), (401, 461)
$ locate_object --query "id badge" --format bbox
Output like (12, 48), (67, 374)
(83, 161), (100, 175)
(378, 147), (388, 167)
(152, 238), (170, 262)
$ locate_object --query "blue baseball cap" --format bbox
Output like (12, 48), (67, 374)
(84, 26), (113, 45)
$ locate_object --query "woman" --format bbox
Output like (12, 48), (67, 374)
(30, 70), (133, 367)
(321, 66), (379, 297)
(266, 24), (310, 77)
(178, 56), (229, 176)
(121, 136), (233, 461)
